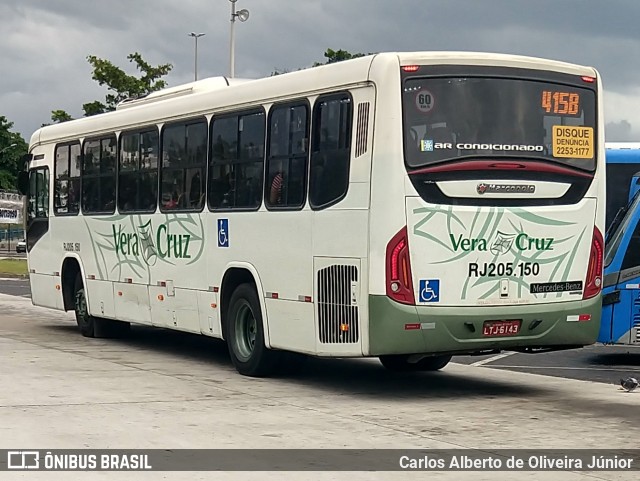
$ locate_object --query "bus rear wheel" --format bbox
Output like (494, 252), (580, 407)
(379, 354), (452, 372)
(73, 274), (129, 338)
(226, 283), (280, 377)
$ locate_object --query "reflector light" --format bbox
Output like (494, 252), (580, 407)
(385, 226), (415, 305)
(402, 65), (420, 72)
(583, 226), (604, 300)
(578, 314), (591, 321)
(581, 76), (596, 83)
(404, 323), (421, 330)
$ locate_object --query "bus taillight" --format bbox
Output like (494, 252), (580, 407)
(386, 226), (415, 305)
(583, 226), (604, 300)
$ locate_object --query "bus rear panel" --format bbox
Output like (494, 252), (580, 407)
(368, 60), (603, 358)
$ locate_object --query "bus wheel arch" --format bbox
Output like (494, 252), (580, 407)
(61, 256), (83, 312)
(220, 267), (278, 377)
(220, 266), (270, 345)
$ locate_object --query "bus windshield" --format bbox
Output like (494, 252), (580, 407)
(402, 75), (597, 170)
(605, 190), (640, 267)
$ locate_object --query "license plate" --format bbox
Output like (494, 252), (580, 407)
(482, 319), (521, 337)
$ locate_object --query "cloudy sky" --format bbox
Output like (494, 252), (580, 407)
(2, 0), (640, 142)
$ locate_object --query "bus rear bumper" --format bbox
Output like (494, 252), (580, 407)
(367, 295), (601, 356)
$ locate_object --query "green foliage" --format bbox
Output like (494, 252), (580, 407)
(50, 52), (174, 122)
(82, 101), (107, 117)
(312, 48), (369, 67)
(0, 116), (28, 191)
(50, 110), (73, 124)
(272, 48), (372, 76)
(87, 52), (173, 111)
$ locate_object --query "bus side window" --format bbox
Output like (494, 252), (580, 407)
(160, 119), (207, 212)
(621, 219), (640, 271)
(265, 102), (309, 209)
(309, 94), (353, 209)
(209, 110), (265, 210)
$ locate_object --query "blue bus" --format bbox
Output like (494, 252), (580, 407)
(605, 143), (640, 232)
(601, 164), (640, 346)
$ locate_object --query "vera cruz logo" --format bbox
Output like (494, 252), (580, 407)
(450, 231), (553, 255)
(490, 231), (517, 255)
(112, 220), (193, 265)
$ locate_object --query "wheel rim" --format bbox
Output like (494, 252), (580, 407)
(75, 289), (88, 325)
(233, 301), (257, 362)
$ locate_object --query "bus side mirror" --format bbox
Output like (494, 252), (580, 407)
(17, 171), (29, 196)
(21, 153), (32, 169)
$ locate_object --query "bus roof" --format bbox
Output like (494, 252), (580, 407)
(29, 51), (598, 148)
(605, 142), (640, 163)
(606, 142), (640, 150)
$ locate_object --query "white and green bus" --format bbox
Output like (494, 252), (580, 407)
(18, 51), (605, 376)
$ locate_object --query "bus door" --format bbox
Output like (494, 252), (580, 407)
(601, 188), (640, 345)
(17, 161), (50, 251)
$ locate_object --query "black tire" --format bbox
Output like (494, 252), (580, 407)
(226, 283), (280, 377)
(74, 274), (95, 337)
(73, 274), (130, 338)
(379, 354), (452, 372)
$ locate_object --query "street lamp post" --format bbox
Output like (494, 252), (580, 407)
(188, 32), (205, 81)
(229, 0), (250, 78)
(0, 143), (17, 156)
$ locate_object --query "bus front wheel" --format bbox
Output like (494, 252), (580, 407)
(73, 275), (129, 338)
(379, 354), (452, 372)
(226, 283), (279, 377)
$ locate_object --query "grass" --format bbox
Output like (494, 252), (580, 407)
(0, 258), (28, 277)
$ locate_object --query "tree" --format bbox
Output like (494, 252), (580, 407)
(51, 52), (173, 123)
(0, 116), (28, 191)
(50, 110), (73, 124)
(312, 48), (369, 66)
(272, 48), (371, 76)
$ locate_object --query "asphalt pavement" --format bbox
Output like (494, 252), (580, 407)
(0, 277), (638, 386)
(1, 292), (640, 480)
(0, 277), (30, 298)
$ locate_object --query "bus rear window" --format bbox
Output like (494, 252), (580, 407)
(402, 75), (597, 170)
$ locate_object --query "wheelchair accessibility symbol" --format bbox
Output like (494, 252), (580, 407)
(218, 219), (229, 247)
(419, 279), (440, 303)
